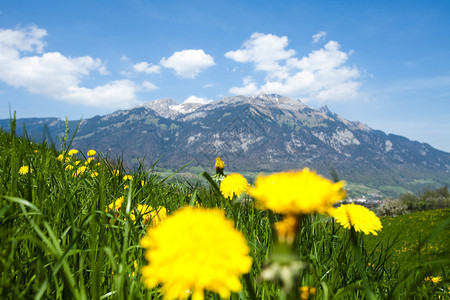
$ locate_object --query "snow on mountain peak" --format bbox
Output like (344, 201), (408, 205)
(138, 96), (211, 119)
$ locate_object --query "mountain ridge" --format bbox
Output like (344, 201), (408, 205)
(1, 94), (449, 195)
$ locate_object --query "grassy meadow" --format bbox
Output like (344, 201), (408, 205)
(0, 122), (449, 300)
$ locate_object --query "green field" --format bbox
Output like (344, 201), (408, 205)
(365, 209), (450, 264)
(0, 125), (449, 299)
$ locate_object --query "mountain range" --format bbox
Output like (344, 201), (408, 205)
(2, 94), (450, 196)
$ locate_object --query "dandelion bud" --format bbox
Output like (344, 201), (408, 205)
(215, 156), (225, 175)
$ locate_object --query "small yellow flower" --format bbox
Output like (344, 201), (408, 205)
(73, 166), (87, 177)
(123, 184), (129, 190)
(106, 196), (124, 212)
(426, 276), (442, 284)
(140, 207), (252, 300)
(65, 165), (74, 171)
(85, 157), (95, 164)
(274, 215), (298, 244)
(87, 149), (96, 156)
(431, 276), (442, 284)
(248, 168), (346, 215)
(56, 154), (64, 162)
(123, 175), (133, 181)
(33, 149), (38, 153)
(68, 149), (78, 156)
(130, 204), (152, 223)
(215, 156), (225, 174)
(150, 206), (168, 226)
(18, 166), (33, 175)
(299, 286), (317, 300)
(131, 260), (138, 277)
(112, 169), (120, 176)
(220, 173), (248, 199)
(331, 203), (382, 235)
(141, 180), (147, 186)
(91, 171), (99, 178)
(131, 205), (167, 226)
(74, 160), (81, 165)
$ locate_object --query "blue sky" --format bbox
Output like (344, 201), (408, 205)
(1, 0), (449, 152)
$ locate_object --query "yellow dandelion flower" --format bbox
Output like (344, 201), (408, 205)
(112, 169), (120, 176)
(299, 286), (317, 300)
(215, 156), (225, 174)
(131, 205), (167, 226)
(431, 276), (442, 284)
(73, 166), (88, 177)
(247, 168), (346, 215)
(150, 206), (167, 226)
(123, 184), (129, 190)
(85, 157), (95, 164)
(131, 260), (138, 277)
(106, 196), (124, 212)
(140, 207), (252, 300)
(331, 203), (382, 235)
(18, 166), (33, 175)
(130, 204), (152, 223)
(220, 173), (248, 199)
(141, 180), (147, 186)
(34, 149), (38, 153)
(68, 149), (78, 156)
(87, 149), (96, 156)
(65, 165), (74, 171)
(74, 160), (81, 165)
(91, 171), (98, 178)
(123, 174), (133, 181)
(274, 215), (298, 244)
(56, 154), (64, 162)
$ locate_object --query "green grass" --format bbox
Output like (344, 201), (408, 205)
(0, 124), (449, 300)
(378, 185), (410, 197)
(365, 209), (450, 264)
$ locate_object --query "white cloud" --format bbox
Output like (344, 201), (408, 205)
(142, 80), (159, 91)
(225, 33), (361, 102)
(312, 31), (327, 43)
(225, 33), (295, 80)
(287, 41), (348, 71)
(183, 95), (213, 105)
(120, 70), (132, 77)
(120, 55), (128, 61)
(0, 25), (141, 108)
(160, 49), (215, 78)
(61, 80), (139, 107)
(0, 25), (46, 53)
(229, 76), (258, 95)
(133, 61), (161, 74)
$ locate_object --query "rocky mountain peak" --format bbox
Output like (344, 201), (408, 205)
(137, 98), (206, 119)
(251, 94), (307, 110)
(206, 94), (306, 112)
(318, 105), (332, 115)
